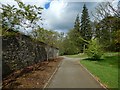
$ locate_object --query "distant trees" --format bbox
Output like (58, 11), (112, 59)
(69, 4), (92, 53)
(67, 15), (81, 53)
(95, 16), (120, 51)
(61, 4), (92, 55)
(47, 2), (120, 56)
(61, 36), (80, 55)
(93, 1), (120, 52)
(62, 2), (120, 55)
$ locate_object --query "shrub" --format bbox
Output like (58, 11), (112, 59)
(85, 38), (103, 60)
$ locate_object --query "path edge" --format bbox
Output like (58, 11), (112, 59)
(43, 58), (63, 89)
(79, 60), (108, 90)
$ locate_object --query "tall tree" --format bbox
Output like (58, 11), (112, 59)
(80, 4), (92, 52)
(72, 14), (81, 43)
(74, 14), (80, 32)
(68, 14), (82, 52)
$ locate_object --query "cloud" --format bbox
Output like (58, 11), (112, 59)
(42, 0), (70, 30)
(41, 1), (97, 33)
(42, 1), (76, 32)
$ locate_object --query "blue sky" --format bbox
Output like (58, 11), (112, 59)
(45, 2), (51, 9)
(0, 0), (119, 33)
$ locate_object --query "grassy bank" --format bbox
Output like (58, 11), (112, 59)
(80, 52), (119, 88)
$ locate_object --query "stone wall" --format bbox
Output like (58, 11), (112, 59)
(2, 34), (59, 77)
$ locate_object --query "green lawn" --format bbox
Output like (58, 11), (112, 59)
(80, 52), (119, 88)
(65, 53), (87, 58)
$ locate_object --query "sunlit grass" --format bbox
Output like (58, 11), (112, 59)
(65, 52), (119, 88)
(80, 53), (119, 88)
(65, 53), (87, 58)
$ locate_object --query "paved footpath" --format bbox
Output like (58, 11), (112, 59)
(47, 57), (106, 89)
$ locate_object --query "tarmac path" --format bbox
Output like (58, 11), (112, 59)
(47, 57), (105, 89)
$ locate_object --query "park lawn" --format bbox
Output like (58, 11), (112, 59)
(80, 52), (119, 88)
(65, 53), (87, 58)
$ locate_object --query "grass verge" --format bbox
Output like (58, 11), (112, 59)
(80, 52), (119, 88)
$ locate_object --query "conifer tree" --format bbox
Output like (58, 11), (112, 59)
(74, 14), (80, 32)
(68, 14), (82, 52)
(80, 4), (92, 52)
(81, 4), (92, 41)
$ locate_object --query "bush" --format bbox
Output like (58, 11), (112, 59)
(85, 38), (103, 60)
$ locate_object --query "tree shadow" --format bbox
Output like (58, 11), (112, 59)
(82, 55), (119, 68)
(2, 62), (43, 88)
(82, 58), (104, 61)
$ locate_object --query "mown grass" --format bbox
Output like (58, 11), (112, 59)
(65, 53), (87, 58)
(80, 52), (119, 88)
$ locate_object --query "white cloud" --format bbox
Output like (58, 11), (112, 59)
(42, 0), (78, 32)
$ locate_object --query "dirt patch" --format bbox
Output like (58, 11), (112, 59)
(2, 57), (63, 89)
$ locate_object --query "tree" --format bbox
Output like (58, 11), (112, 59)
(71, 14), (81, 45)
(80, 4), (92, 52)
(85, 38), (103, 60)
(1, 4), (21, 34)
(62, 36), (80, 55)
(95, 16), (120, 51)
(65, 14), (82, 53)
(92, 1), (120, 22)
(55, 32), (65, 55)
(73, 14), (81, 46)
(1, 0), (43, 35)
(92, 1), (120, 52)
(114, 29), (120, 52)
(74, 14), (80, 32)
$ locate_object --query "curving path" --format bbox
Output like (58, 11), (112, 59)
(46, 57), (105, 89)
